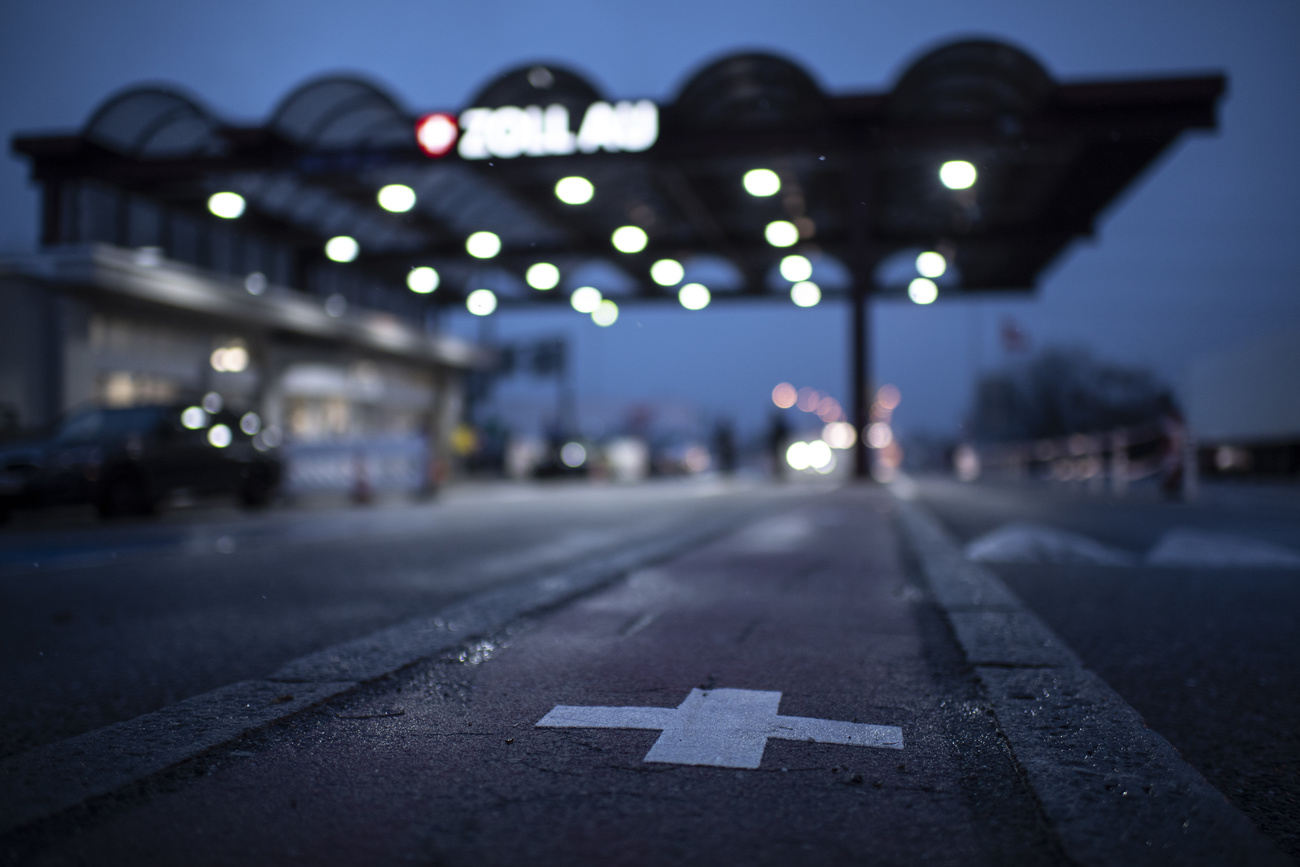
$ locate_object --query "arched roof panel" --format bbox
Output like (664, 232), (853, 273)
(84, 87), (223, 157)
(271, 76), (412, 149)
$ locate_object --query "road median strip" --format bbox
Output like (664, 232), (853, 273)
(893, 495), (1286, 865)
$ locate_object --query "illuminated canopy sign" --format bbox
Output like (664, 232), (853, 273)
(416, 100), (658, 160)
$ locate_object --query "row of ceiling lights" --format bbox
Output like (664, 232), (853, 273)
(205, 159), (975, 320)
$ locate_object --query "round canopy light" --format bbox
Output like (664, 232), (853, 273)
(743, 168), (781, 197)
(939, 160), (977, 190)
(764, 220), (799, 248)
(790, 281), (821, 308)
(592, 299), (619, 327)
(407, 266), (439, 294)
(779, 254), (813, 282)
(208, 192), (245, 219)
(570, 286), (603, 313)
(466, 231), (501, 259)
(678, 283), (710, 310)
(611, 226), (648, 254)
(377, 184), (417, 213)
(526, 262), (561, 290)
(325, 236), (359, 263)
(650, 258), (684, 286)
(916, 251), (947, 278)
(555, 176), (594, 205)
(466, 288), (498, 316)
(908, 277), (939, 304)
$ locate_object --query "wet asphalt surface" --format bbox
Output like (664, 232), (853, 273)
(0, 479), (811, 761)
(909, 475), (1300, 860)
(7, 487), (1065, 867)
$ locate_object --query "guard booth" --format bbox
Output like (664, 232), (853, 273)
(6, 39), (1223, 479)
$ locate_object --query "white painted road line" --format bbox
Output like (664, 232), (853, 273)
(536, 687), (904, 769)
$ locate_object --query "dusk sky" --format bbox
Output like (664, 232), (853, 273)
(2, 0), (1297, 441)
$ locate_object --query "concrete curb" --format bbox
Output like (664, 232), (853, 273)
(893, 496), (1288, 866)
(0, 510), (760, 836)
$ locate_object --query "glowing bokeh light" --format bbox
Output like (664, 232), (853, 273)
(570, 286), (602, 313)
(407, 266), (439, 294)
(908, 277), (938, 304)
(743, 168), (781, 197)
(611, 225), (648, 254)
(244, 272), (267, 295)
(555, 176), (595, 205)
(823, 421), (857, 450)
(180, 406), (207, 430)
(678, 282), (710, 310)
(796, 387), (821, 412)
(650, 258), (685, 286)
(916, 251), (947, 278)
(867, 422), (894, 449)
(791, 281), (821, 308)
(807, 440), (833, 470)
(780, 255), (813, 282)
(240, 412), (261, 435)
(526, 262), (561, 290)
(466, 231), (501, 259)
(202, 392), (223, 413)
(815, 396), (842, 422)
(592, 299), (619, 327)
(561, 442), (587, 468)
(415, 112), (459, 157)
(939, 160), (977, 190)
(325, 236), (359, 263)
(209, 345), (249, 373)
(772, 382), (797, 409)
(876, 384), (902, 410)
(466, 288), (497, 316)
(786, 441), (811, 471)
(764, 220), (799, 248)
(207, 424), (233, 448)
(207, 192), (245, 219)
(377, 184), (416, 213)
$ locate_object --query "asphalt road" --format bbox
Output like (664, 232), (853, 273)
(907, 475), (1300, 859)
(0, 478), (814, 761)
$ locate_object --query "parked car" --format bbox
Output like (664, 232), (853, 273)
(0, 403), (281, 520)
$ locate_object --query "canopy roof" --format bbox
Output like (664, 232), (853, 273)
(13, 39), (1224, 316)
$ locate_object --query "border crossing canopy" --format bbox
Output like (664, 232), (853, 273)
(11, 38), (1225, 475)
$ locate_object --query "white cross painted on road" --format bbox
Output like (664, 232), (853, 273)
(536, 688), (903, 769)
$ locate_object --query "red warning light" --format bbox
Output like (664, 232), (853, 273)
(415, 112), (458, 158)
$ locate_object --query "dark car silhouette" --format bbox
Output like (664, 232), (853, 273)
(0, 403), (281, 520)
